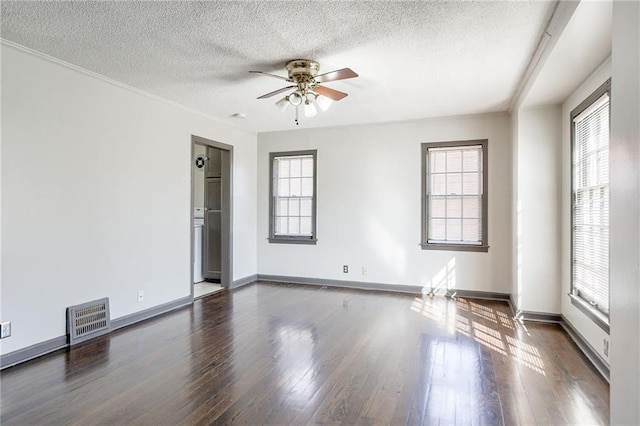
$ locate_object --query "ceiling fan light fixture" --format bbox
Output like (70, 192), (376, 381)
(288, 92), (303, 106)
(252, 60), (358, 124)
(275, 96), (290, 113)
(315, 94), (333, 112)
(304, 99), (317, 118)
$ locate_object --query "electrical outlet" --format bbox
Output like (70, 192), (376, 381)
(362, 266), (368, 275)
(137, 290), (144, 303)
(1, 322), (11, 339)
(603, 338), (609, 357)
(343, 265), (349, 273)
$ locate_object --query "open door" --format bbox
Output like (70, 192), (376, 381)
(195, 139), (231, 288)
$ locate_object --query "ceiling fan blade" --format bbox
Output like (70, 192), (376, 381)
(314, 68), (359, 83)
(313, 85), (348, 101)
(249, 70), (292, 82)
(257, 85), (296, 99)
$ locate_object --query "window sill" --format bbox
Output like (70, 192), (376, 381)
(268, 237), (317, 245)
(420, 243), (489, 253)
(568, 293), (610, 333)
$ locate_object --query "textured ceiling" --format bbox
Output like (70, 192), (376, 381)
(1, 1), (556, 133)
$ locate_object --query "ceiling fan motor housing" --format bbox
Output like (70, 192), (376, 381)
(286, 59), (320, 82)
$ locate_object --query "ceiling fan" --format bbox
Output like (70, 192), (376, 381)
(250, 59), (358, 125)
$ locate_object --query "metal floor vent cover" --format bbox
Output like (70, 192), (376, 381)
(67, 297), (111, 345)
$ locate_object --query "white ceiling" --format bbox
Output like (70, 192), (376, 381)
(1, 1), (557, 133)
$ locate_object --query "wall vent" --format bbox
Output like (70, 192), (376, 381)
(67, 298), (111, 345)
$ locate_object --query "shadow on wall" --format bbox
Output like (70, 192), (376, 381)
(420, 258), (457, 296)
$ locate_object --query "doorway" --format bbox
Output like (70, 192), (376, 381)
(191, 136), (233, 299)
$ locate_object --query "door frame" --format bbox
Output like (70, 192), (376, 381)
(190, 135), (233, 296)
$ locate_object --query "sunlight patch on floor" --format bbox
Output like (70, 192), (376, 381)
(409, 296), (547, 376)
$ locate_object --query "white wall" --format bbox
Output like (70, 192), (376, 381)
(514, 106), (562, 313)
(0, 44), (257, 355)
(561, 57), (611, 362)
(258, 114), (512, 294)
(609, 1), (640, 422)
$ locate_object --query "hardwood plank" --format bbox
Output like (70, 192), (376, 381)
(0, 283), (609, 425)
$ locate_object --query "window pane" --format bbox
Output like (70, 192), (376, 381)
(300, 217), (312, 235)
(290, 158), (302, 177)
(276, 198), (288, 216)
(446, 196), (462, 218)
(463, 173), (480, 195)
(446, 150), (462, 172)
(430, 197), (446, 217)
(446, 219), (462, 240)
(290, 178), (301, 196)
(275, 217), (288, 234)
(431, 174), (446, 195)
(278, 178), (290, 196)
(598, 150), (609, 184)
(587, 154), (597, 187)
(431, 151), (446, 173)
(288, 198), (300, 216)
(430, 219), (446, 240)
(301, 178), (313, 197)
(301, 158), (314, 177)
(447, 173), (462, 195)
(289, 217), (300, 234)
(462, 196), (480, 218)
(300, 198), (312, 216)
(462, 219), (480, 242)
(463, 149), (480, 172)
(278, 159), (290, 178)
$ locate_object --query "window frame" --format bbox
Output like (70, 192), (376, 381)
(268, 149), (318, 245)
(569, 79), (611, 333)
(420, 139), (489, 252)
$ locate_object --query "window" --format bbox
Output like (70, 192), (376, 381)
(570, 79), (610, 332)
(421, 140), (488, 252)
(269, 150), (317, 244)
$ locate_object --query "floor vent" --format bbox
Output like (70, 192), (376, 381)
(67, 298), (111, 345)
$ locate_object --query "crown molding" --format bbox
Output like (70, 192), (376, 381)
(0, 39), (241, 129)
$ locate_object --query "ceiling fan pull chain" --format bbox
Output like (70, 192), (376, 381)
(295, 105), (299, 126)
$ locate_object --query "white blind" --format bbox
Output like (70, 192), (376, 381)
(273, 154), (314, 236)
(427, 145), (483, 244)
(572, 93), (609, 315)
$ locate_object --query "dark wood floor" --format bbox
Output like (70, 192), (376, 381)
(1, 282), (609, 425)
